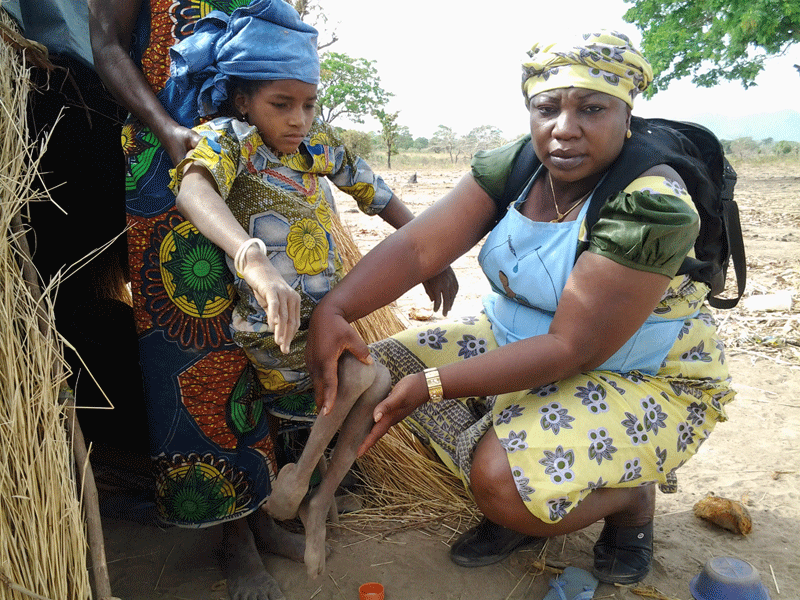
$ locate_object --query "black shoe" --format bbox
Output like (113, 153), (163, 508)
(592, 520), (653, 585)
(449, 517), (545, 568)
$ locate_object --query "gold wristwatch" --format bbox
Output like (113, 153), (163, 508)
(423, 367), (444, 402)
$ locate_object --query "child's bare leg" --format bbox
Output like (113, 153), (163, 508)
(300, 361), (391, 578)
(265, 353), (377, 521)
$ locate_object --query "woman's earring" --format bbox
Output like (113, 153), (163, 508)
(240, 112), (248, 122)
(626, 129), (632, 139)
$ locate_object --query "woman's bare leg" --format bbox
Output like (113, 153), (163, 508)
(299, 362), (391, 578)
(469, 429), (656, 538)
(264, 353), (377, 521)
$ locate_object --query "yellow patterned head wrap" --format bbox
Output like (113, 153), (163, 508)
(521, 31), (653, 108)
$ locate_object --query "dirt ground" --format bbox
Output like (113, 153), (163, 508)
(102, 161), (800, 600)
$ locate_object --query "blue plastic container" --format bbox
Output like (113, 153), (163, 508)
(690, 557), (771, 600)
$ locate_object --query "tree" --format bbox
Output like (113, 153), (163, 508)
(375, 109), (401, 168)
(396, 126), (414, 151)
(460, 125), (504, 159)
(337, 129), (374, 160)
(412, 136), (430, 151)
(430, 125), (459, 163)
(317, 52), (393, 124)
(286, 0), (337, 49)
(624, 0), (800, 93)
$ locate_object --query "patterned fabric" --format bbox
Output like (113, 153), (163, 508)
(370, 173), (734, 524)
(372, 304), (733, 524)
(521, 31), (653, 107)
(125, 0), (276, 528)
(169, 0), (319, 117)
(170, 115), (391, 401)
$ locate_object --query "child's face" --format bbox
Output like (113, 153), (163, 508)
(235, 79), (318, 155)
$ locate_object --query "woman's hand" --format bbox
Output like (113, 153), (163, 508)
(305, 303), (373, 416)
(422, 266), (459, 316)
(357, 372), (429, 456)
(160, 122), (202, 167)
(239, 252), (300, 354)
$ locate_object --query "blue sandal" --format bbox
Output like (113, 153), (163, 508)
(543, 567), (598, 600)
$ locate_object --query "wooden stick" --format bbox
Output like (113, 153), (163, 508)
(64, 394), (114, 600)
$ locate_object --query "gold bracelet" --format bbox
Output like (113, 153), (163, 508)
(423, 367), (444, 402)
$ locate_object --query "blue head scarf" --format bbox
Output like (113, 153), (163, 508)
(170, 0), (319, 117)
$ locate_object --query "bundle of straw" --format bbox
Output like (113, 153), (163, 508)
(329, 210), (406, 344)
(0, 10), (91, 600)
(330, 211), (477, 530)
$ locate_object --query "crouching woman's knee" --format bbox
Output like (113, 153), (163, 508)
(469, 429), (521, 521)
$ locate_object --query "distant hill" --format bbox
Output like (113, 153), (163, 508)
(690, 110), (800, 142)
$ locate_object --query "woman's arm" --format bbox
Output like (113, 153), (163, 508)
(376, 194), (459, 315)
(358, 252), (671, 454)
(307, 173), (497, 414)
(176, 165), (301, 352)
(88, 0), (200, 166)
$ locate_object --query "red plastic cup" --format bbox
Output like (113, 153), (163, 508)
(359, 582), (384, 600)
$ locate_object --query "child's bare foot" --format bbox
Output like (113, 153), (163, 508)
(221, 519), (285, 600)
(248, 511), (310, 562)
(298, 494), (329, 579)
(264, 462), (307, 521)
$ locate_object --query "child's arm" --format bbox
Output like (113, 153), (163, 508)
(175, 164), (300, 353)
(374, 195), (459, 316)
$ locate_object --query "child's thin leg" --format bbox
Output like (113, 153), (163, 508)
(265, 353), (377, 521)
(300, 361), (391, 579)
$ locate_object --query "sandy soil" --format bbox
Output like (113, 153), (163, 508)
(103, 162), (800, 600)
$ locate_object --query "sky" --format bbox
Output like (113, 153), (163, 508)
(315, 0), (800, 140)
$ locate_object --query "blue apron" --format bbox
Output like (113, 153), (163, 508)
(478, 172), (691, 375)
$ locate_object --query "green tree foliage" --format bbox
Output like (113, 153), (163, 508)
(396, 126), (414, 151)
(375, 110), (401, 168)
(430, 125), (459, 163)
(337, 129), (374, 160)
(317, 52), (393, 124)
(412, 137), (430, 150)
(460, 125), (504, 159)
(624, 0), (800, 93)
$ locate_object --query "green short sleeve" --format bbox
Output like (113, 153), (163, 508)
(470, 135), (532, 204)
(588, 177), (700, 277)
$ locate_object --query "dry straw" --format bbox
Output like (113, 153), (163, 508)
(0, 10), (91, 600)
(330, 212), (478, 530)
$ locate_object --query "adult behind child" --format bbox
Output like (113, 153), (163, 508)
(306, 31), (735, 585)
(89, 0), (456, 598)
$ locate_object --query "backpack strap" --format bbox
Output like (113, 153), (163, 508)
(709, 158), (747, 308)
(495, 139), (538, 224)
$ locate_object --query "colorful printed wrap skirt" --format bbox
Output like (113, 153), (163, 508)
(123, 0), (283, 528)
(370, 299), (735, 524)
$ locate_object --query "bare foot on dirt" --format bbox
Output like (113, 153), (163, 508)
(264, 462), (307, 521)
(298, 495), (329, 579)
(248, 511), (310, 562)
(221, 519), (285, 600)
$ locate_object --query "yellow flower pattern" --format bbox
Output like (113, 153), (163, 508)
(286, 218), (329, 275)
(255, 368), (294, 394)
(315, 199), (333, 233)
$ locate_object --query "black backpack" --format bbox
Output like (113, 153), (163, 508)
(498, 116), (746, 309)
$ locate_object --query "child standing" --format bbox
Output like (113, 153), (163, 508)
(169, 0), (455, 581)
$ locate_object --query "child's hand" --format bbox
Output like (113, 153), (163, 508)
(239, 253), (301, 354)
